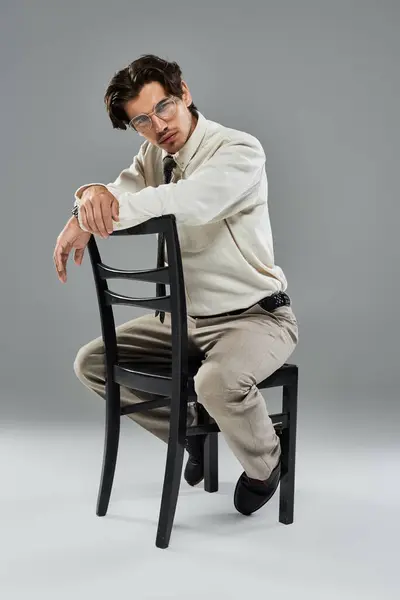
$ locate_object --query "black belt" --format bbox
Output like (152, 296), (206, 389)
(193, 291), (291, 319)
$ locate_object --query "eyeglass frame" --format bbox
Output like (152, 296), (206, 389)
(127, 95), (179, 133)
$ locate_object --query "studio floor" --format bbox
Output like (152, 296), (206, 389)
(1, 401), (398, 600)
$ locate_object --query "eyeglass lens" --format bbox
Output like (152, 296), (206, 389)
(131, 98), (176, 132)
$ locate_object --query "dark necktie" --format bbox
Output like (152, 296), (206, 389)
(155, 155), (176, 323)
(163, 154), (176, 184)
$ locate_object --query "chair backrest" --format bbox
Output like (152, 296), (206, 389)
(86, 214), (189, 400)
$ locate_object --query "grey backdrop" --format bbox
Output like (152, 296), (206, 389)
(1, 0), (399, 596)
(2, 0), (398, 427)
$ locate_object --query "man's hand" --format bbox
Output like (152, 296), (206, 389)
(78, 185), (119, 237)
(53, 217), (92, 283)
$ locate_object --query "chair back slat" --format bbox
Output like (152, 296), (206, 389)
(104, 290), (171, 312)
(97, 263), (170, 285)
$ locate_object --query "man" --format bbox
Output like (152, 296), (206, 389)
(53, 54), (299, 516)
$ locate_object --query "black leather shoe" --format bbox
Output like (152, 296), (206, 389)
(234, 459), (281, 515)
(184, 436), (205, 486)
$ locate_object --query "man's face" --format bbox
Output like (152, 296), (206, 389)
(124, 81), (197, 152)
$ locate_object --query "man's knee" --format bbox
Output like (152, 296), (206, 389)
(193, 362), (242, 412)
(73, 345), (90, 383)
(73, 339), (103, 384)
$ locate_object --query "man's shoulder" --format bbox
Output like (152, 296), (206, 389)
(205, 115), (264, 155)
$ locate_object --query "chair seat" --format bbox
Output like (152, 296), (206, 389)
(113, 358), (296, 398)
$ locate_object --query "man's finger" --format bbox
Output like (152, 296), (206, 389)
(105, 201), (114, 233)
(54, 246), (68, 282)
(74, 247), (85, 265)
(83, 202), (100, 235)
(82, 202), (99, 234)
(83, 202), (97, 234)
(53, 247), (62, 277)
(111, 198), (120, 223)
(101, 201), (114, 235)
(94, 202), (109, 238)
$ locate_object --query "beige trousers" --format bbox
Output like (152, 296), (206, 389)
(73, 301), (299, 480)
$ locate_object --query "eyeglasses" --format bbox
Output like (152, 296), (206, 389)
(128, 96), (178, 133)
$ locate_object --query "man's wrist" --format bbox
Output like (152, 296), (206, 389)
(71, 204), (87, 231)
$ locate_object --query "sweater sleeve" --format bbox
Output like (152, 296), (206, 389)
(73, 142), (147, 229)
(77, 136), (265, 232)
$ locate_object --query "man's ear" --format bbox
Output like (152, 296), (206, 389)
(181, 80), (192, 107)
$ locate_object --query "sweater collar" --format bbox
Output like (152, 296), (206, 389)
(161, 111), (207, 172)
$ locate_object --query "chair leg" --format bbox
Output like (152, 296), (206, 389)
(155, 396), (186, 549)
(279, 371), (298, 525)
(204, 433), (218, 492)
(96, 381), (121, 517)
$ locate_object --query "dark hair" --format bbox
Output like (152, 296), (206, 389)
(104, 54), (199, 130)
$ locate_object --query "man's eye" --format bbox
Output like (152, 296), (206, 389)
(156, 102), (169, 111)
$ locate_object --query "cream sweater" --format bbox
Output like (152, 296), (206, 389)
(74, 111), (288, 317)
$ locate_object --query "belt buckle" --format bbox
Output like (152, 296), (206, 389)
(260, 291), (290, 313)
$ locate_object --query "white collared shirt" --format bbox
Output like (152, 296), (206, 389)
(74, 111), (288, 316)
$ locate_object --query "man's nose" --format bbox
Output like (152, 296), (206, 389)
(152, 114), (168, 134)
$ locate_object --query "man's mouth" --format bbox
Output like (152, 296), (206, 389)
(161, 132), (177, 143)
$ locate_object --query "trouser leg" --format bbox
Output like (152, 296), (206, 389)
(192, 304), (299, 480)
(73, 313), (198, 443)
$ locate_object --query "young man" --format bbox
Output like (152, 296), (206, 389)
(53, 54), (299, 516)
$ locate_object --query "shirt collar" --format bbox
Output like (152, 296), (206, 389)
(161, 111), (207, 172)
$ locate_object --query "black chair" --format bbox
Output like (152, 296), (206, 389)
(86, 214), (299, 549)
